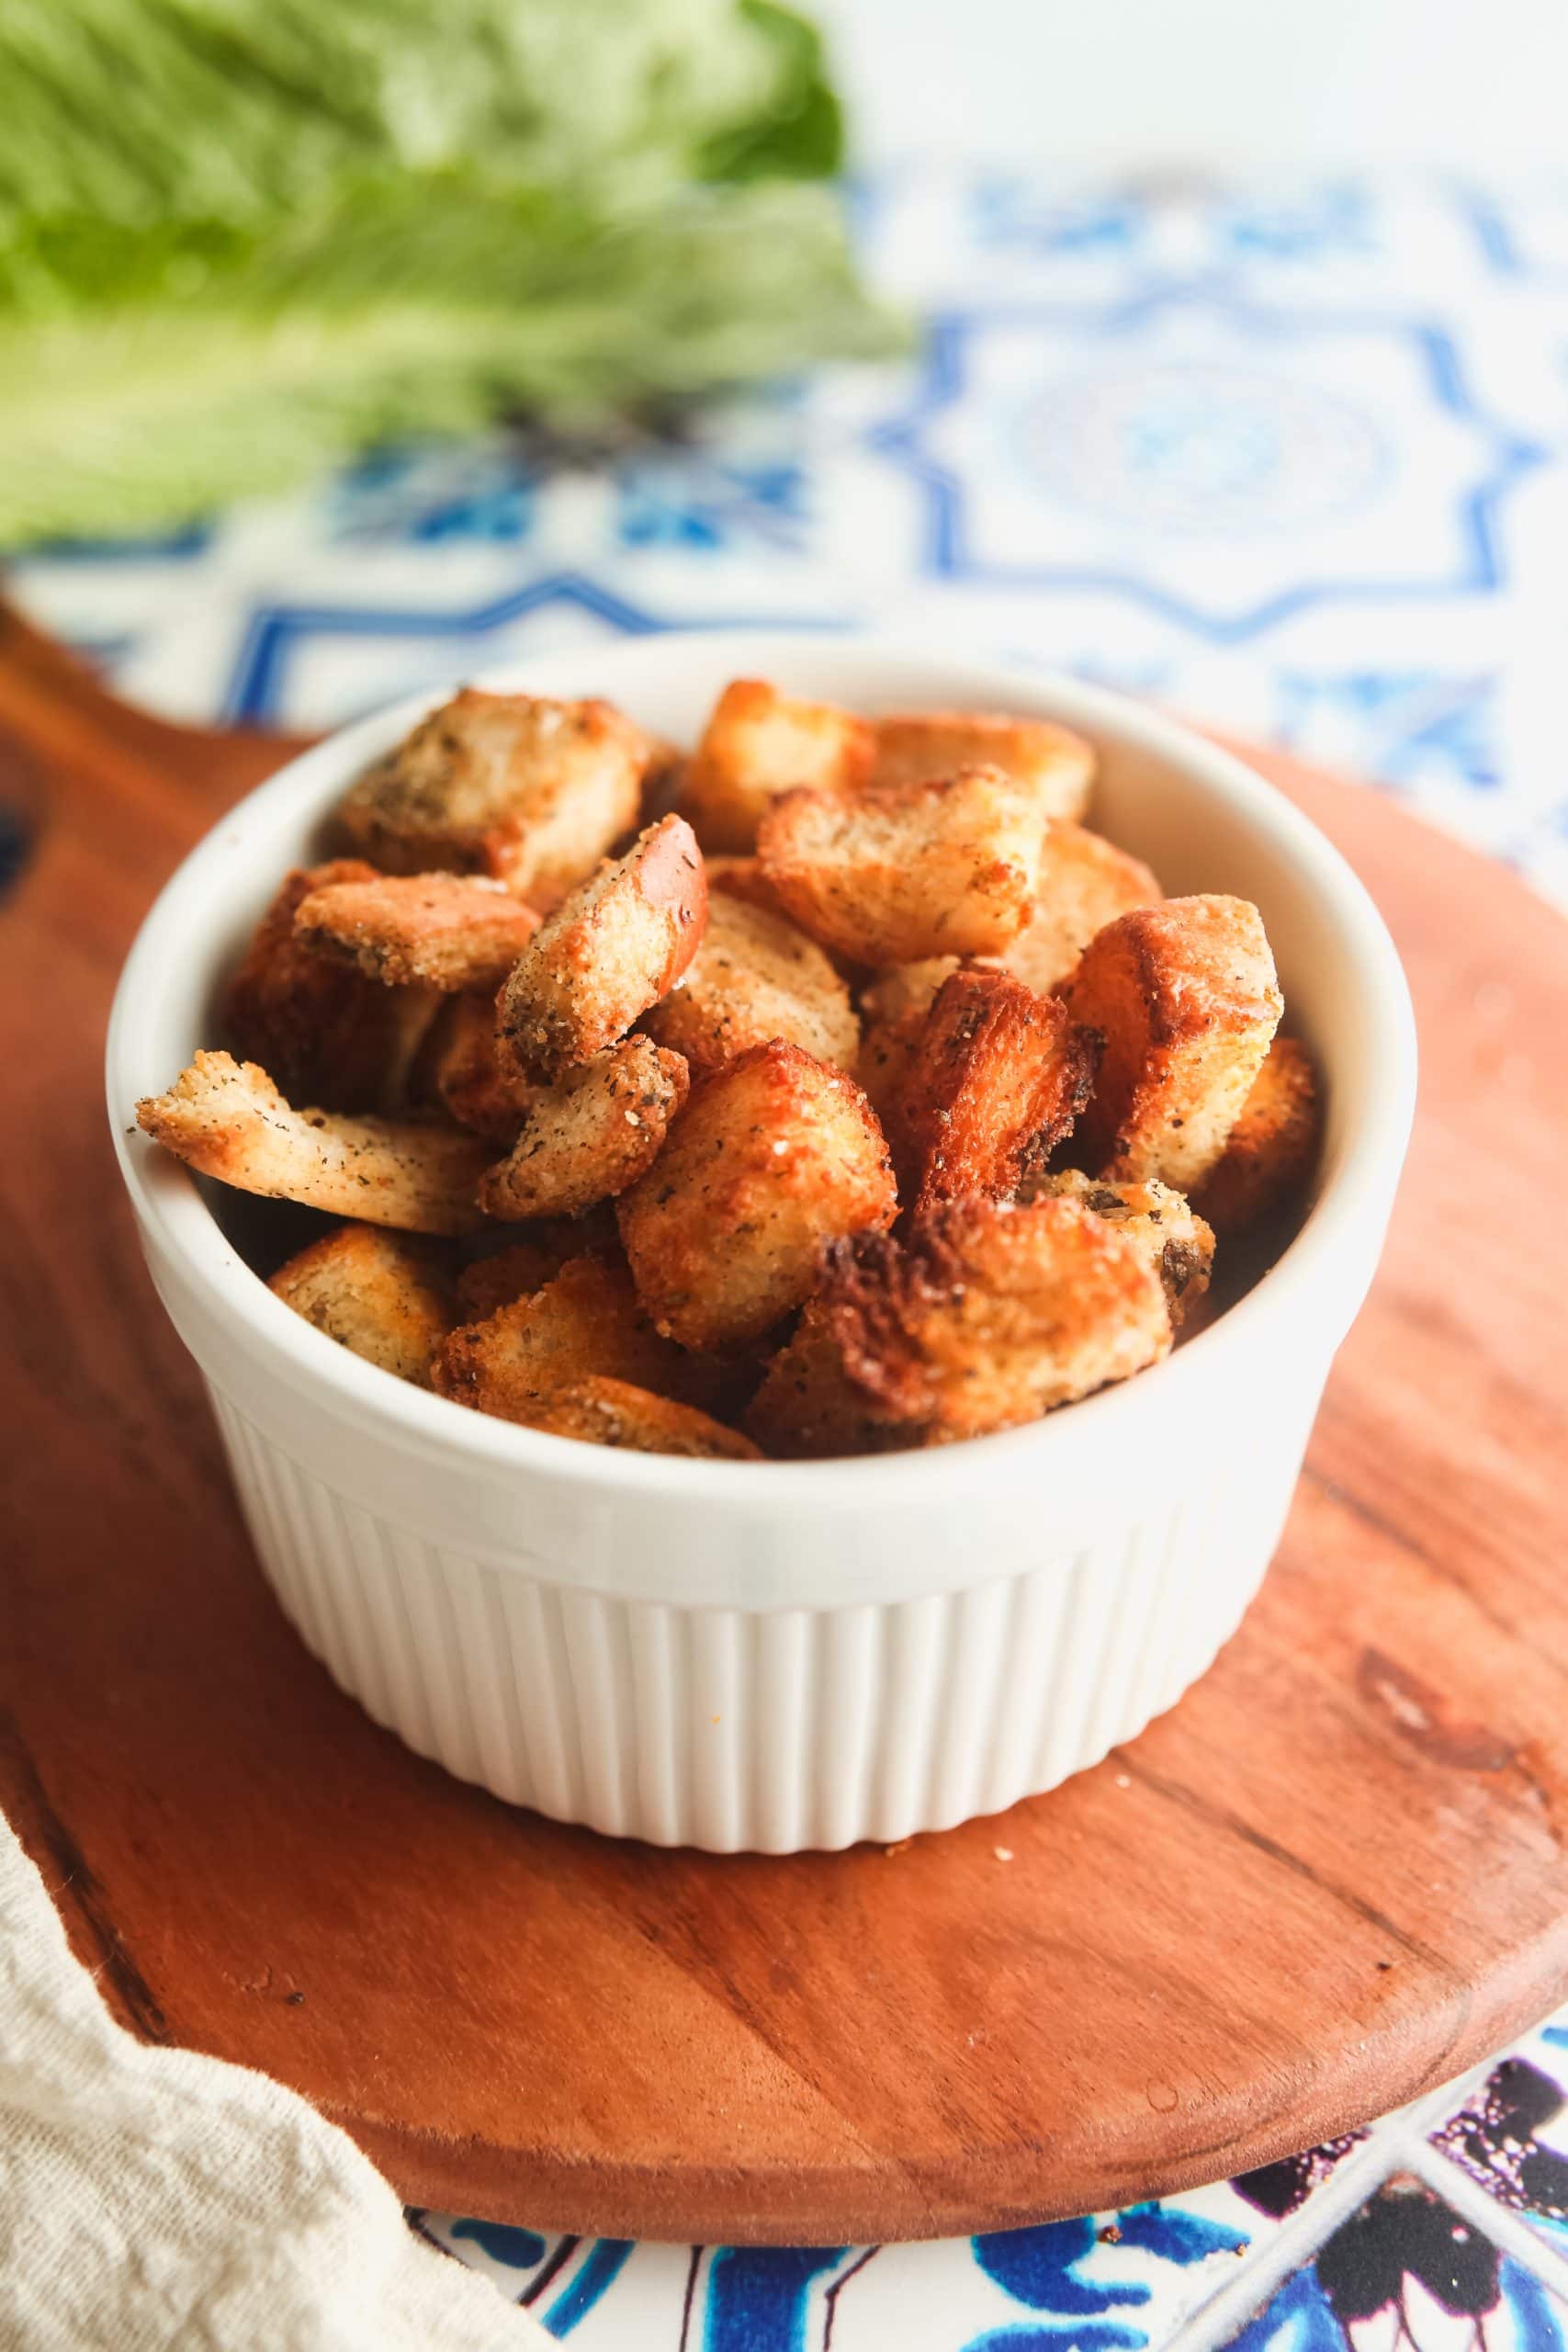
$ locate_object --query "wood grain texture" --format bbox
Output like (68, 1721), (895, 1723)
(3, 608), (1568, 2245)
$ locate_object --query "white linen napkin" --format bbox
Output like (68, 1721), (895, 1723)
(0, 1815), (547, 2350)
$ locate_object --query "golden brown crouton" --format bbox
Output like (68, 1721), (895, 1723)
(679, 678), (875, 854)
(478, 1037), (689, 1220)
(423, 991), (538, 1143)
(757, 767), (1045, 965)
(640, 891), (859, 1077)
(497, 815), (706, 1081)
(456, 1236), (576, 1321)
(1029, 1170), (1214, 1326)
(1065, 896), (1282, 1192)
(293, 871), (539, 993)
(703, 854), (789, 920)
(136, 1051), (492, 1236)
(616, 1040), (897, 1351)
(1193, 1034), (1320, 1234)
(892, 967), (1100, 1209)
(821, 1194), (1171, 1437)
(745, 1302), (912, 1460)
(338, 688), (646, 903)
(431, 1252), (715, 1419)
(859, 956), (964, 1030)
(267, 1223), (455, 1385)
(869, 710), (1094, 821)
(224, 861), (441, 1114)
(1001, 823), (1162, 996)
(509, 1377), (761, 1460)
(853, 1008), (926, 1135)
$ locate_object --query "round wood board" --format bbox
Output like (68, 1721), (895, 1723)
(3, 609), (1568, 2248)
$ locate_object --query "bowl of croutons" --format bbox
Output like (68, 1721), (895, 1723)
(109, 634), (1416, 1851)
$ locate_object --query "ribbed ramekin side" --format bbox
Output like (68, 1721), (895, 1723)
(209, 1388), (1294, 1853)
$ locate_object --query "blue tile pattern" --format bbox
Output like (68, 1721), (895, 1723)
(14, 165), (1568, 2342)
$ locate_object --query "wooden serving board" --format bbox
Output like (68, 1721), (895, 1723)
(4, 606), (1568, 2248)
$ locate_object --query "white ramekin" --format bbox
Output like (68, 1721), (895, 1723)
(107, 635), (1416, 1852)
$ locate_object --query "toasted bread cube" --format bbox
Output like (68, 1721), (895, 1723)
(745, 1302), (912, 1460)
(479, 1037), (689, 1220)
(859, 956), (964, 1030)
(267, 1223), (455, 1385)
(640, 891), (860, 1077)
(1194, 1034), (1320, 1234)
(680, 679), (875, 854)
(293, 871), (539, 993)
(703, 854), (789, 921)
(338, 688), (646, 903)
(224, 861), (441, 1114)
(425, 991), (538, 1143)
(821, 1195), (1171, 1437)
(757, 767), (1044, 965)
(136, 1051), (492, 1235)
(892, 967), (1100, 1209)
(457, 1237), (576, 1321)
(870, 711), (1094, 821)
(1002, 823), (1161, 996)
(511, 1377), (761, 1460)
(616, 1040), (897, 1351)
(1030, 1170), (1214, 1326)
(1065, 896), (1282, 1192)
(498, 815), (706, 1081)
(854, 1008), (926, 1136)
(431, 1253), (714, 1419)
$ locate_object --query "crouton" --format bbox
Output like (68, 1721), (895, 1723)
(293, 871), (539, 993)
(1001, 823), (1161, 996)
(478, 1036), (689, 1220)
(616, 1040), (897, 1351)
(757, 767), (1045, 964)
(1029, 1170), (1214, 1326)
(745, 1302), (912, 1460)
(854, 1008), (926, 1135)
(892, 967), (1100, 1209)
(424, 991), (538, 1143)
(703, 854), (788, 920)
(870, 710), (1094, 821)
(457, 1238), (573, 1321)
(431, 1253), (715, 1419)
(135, 1051), (492, 1236)
(509, 1377), (761, 1460)
(640, 891), (859, 1077)
(859, 957), (964, 1031)
(224, 861), (441, 1113)
(337, 688), (646, 903)
(497, 815), (706, 1081)
(267, 1223), (455, 1385)
(679, 678), (875, 854)
(1194, 1034), (1320, 1234)
(820, 1194), (1171, 1437)
(1065, 896), (1282, 1191)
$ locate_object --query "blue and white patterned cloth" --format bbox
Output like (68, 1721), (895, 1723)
(12, 170), (1568, 2348)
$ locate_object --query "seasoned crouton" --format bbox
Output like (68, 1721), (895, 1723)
(224, 861), (441, 1114)
(703, 854), (788, 920)
(1065, 896), (1282, 1192)
(680, 678), (875, 854)
(457, 1237), (574, 1321)
(1001, 822), (1161, 996)
(498, 815), (706, 1081)
(268, 1223), (455, 1385)
(424, 991), (538, 1143)
(892, 967), (1100, 1208)
(479, 1037), (689, 1220)
(821, 1194), (1171, 1437)
(616, 1040), (897, 1351)
(757, 767), (1044, 964)
(293, 871), (539, 993)
(854, 1008), (926, 1136)
(509, 1377), (761, 1460)
(432, 1253), (715, 1419)
(1029, 1170), (1214, 1326)
(859, 956), (964, 1031)
(745, 1302), (911, 1460)
(338, 688), (646, 903)
(136, 1052), (493, 1235)
(1194, 1034), (1320, 1234)
(870, 710), (1094, 821)
(640, 891), (859, 1077)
